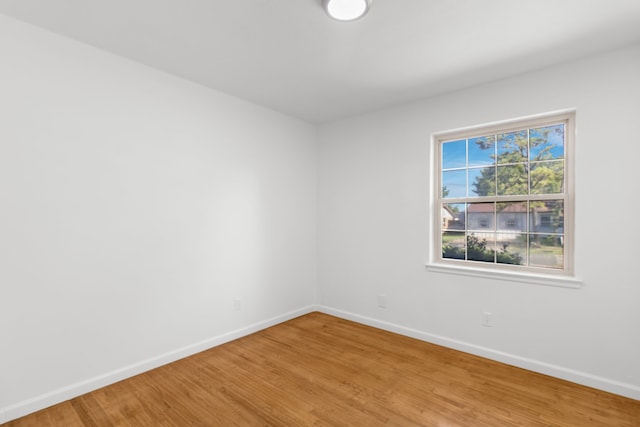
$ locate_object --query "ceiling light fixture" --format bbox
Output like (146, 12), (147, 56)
(322, 0), (372, 22)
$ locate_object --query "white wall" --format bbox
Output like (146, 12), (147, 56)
(0, 14), (317, 421)
(318, 44), (640, 399)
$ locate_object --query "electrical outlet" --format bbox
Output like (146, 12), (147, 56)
(234, 299), (241, 311)
(377, 294), (387, 309)
(482, 311), (493, 327)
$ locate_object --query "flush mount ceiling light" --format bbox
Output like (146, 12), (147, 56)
(322, 0), (372, 21)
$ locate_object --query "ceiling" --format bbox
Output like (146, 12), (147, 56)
(1, 0), (640, 123)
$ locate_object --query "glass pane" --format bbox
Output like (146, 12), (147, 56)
(529, 234), (564, 269)
(497, 202), (527, 232)
(497, 164), (528, 196)
(468, 166), (496, 197)
(442, 203), (466, 231)
(442, 170), (466, 198)
(467, 232), (495, 263)
(530, 200), (564, 233)
(442, 232), (465, 260)
(442, 139), (466, 169)
(468, 135), (495, 167)
(467, 203), (495, 231)
(497, 130), (528, 164)
(530, 160), (564, 194)
(530, 124), (564, 161)
(496, 233), (527, 266)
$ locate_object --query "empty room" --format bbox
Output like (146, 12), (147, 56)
(1, 0), (639, 425)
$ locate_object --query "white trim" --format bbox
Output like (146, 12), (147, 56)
(5, 304), (637, 423)
(0, 305), (316, 424)
(426, 263), (583, 288)
(317, 305), (640, 401)
(431, 108), (578, 140)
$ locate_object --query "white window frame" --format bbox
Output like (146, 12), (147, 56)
(427, 110), (581, 288)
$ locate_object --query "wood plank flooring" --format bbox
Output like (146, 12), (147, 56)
(4, 312), (639, 426)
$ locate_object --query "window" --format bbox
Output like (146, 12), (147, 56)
(430, 111), (576, 283)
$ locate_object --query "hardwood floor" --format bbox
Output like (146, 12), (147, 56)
(4, 312), (639, 426)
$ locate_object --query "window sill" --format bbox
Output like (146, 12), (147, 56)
(425, 263), (583, 289)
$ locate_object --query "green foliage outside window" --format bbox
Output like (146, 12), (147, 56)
(442, 234), (523, 265)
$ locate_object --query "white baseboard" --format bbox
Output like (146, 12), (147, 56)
(3, 303), (637, 424)
(317, 305), (640, 401)
(1, 305), (316, 424)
